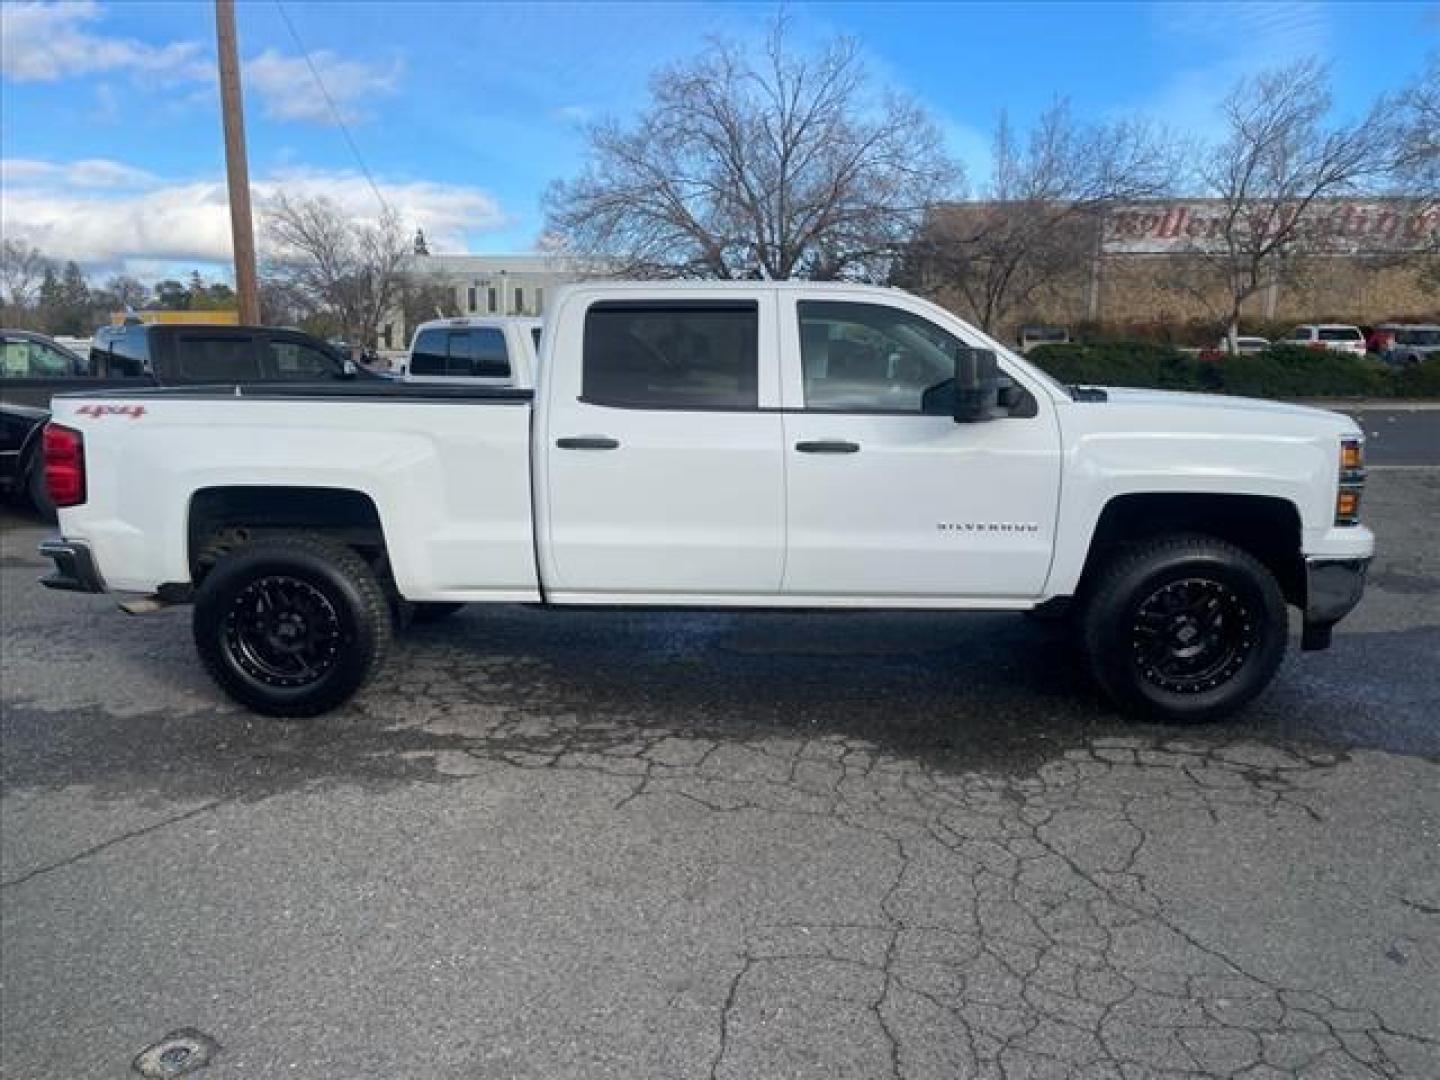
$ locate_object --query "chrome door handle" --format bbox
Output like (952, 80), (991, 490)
(795, 440), (860, 454)
(556, 436), (620, 450)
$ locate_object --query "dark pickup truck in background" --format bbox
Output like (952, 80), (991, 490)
(2, 323), (365, 516)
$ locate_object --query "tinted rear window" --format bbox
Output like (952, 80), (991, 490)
(410, 327), (510, 378)
(582, 302), (758, 410)
(411, 329), (447, 376)
(1319, 328), (1362, 342)
(178, 336), (260, 381)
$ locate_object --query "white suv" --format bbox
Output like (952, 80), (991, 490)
(1284, 324), (1367, 356)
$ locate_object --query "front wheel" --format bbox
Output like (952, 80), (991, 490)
(193, 532), (392, 717)
(1080, 534), (1287, 723)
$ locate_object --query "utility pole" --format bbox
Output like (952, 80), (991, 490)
(215, 0), (260, 324)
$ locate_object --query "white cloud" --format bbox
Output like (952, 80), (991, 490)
(245, 48), (401, 125)
(1, 4), (400, 129)
(0, 1), (210, 83)
(1, 157), (161, 189)
(0, 159), (508, 277)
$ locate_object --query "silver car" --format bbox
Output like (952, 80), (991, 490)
(1377, 324), (1440, 366)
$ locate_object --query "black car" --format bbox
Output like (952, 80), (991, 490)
(2, 323), (366, 517)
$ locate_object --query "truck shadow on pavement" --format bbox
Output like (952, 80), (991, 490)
(6, 599), (1435, 809)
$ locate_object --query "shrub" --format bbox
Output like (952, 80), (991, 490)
(1395, 357), (1440, 397)
(1027, 341), (1202, 390)
(1026, 341), (1431, 399)
(1218, 346), (1392, 399)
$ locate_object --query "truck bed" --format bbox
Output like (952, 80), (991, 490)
(53, 382), (535, 402)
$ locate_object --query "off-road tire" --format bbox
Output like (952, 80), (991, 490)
(192, 532), (392, 717)
(1080, 533), (1287, 723)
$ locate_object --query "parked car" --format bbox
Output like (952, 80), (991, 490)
(1375, 323), (1440, 366)
(2, 331), (104, 516)
(1282, 324), (1367, 356)
(3, 323), (363, 517)
(403, 316), (543, 386)
(1018, 325), (1069, 353)
(1199, 335), (1269, 360)
(39, 281), (1371, 725)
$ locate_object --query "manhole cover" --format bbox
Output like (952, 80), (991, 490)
(132, 1029), (220, 1078)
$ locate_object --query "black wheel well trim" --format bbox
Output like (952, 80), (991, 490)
(1075, 492), (1307, 609)
(186, 485), (391, 585)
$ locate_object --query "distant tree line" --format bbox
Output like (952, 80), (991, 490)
(0, 243), (241, 336)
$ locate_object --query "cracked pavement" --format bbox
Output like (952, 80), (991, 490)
(2, 469), (1437, 1078)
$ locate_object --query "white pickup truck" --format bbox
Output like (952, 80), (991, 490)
(402, 316), (543, 385)
(38, 282), (1372, 722)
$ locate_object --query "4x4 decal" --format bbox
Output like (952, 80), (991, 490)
(75, 404), (146, 419)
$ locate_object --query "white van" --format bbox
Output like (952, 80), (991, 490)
(1283, 324), (1367, 357)
(403, 317), (542, 386)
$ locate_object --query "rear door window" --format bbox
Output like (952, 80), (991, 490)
(92, 329), (149, 376)
(268, 338), (339, 380)
(177, 335), (260, 381)
(1319, 328), (1363, 342)
(582, 302), (758, 409)
(1, 337), (78, 378)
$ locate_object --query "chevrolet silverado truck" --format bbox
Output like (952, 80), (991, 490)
(37, 282), (1372, 722)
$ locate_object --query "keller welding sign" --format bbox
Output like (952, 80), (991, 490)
(1103, 200), (1439, 254)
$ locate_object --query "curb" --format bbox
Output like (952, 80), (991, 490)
(1290, 400), (1440, 411)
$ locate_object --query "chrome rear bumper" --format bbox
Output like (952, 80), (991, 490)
(38, 538), (106, 593)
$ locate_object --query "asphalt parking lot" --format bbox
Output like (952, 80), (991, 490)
(2, 468), (1437, 1079)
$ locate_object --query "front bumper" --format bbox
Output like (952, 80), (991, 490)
(38, 538), (106, 593)
(1301, 556), (1370, 650)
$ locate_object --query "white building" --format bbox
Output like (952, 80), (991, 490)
(382, 251), (598, 350)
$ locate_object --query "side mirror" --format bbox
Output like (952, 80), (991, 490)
(953, 347), (1000, 422)
(341, 359), (358, 378)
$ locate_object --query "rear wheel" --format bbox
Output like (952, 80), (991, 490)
(193, 532), (391, 717)
(1080, 533), (1287, 723)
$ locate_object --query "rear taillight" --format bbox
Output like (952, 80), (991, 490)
(43, 423), (86, 508)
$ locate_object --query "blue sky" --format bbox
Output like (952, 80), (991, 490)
(1, 0), (1434, 281)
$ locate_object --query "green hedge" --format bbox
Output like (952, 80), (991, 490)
(1027, 342), (1438, 399)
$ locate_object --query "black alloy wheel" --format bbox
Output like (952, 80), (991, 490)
(193, 532), (391, 717)
(1130, 577), (1255, 695)
(1081, 533), (1287, 723)
(224, 575), (344, 689)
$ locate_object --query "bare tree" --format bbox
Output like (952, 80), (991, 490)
(545, 21), (959, 281)
(104, 274), (150, 312)
(899, 100), (1175, 334)
(1191, 60), (1400, 350)
(1392, 54), (1440, 290)
(396, 275), (457, 335)
(1, 239), (52, 315)
(262, 193), (409, 345)
(1393, 54), (1439, 199)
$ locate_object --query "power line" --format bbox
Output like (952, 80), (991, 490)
(272, 0), (391, 216)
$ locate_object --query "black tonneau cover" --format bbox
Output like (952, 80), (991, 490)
(52, 382), (535, 402)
